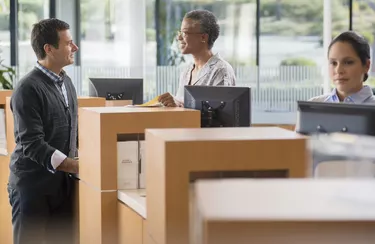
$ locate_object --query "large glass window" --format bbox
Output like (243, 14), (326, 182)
(73, 0), (352, 123)
(154, 0), (257, 66)
(152, 0), (257, 99)
(145, 0), (157, 101)
(18, 0), (49, 76)
(80, 0), (146, 96)
(0, 0), (10, 66)
(80, 0), (115, 67)
(352, 0), (375, 87)
(256, 0), (349, 123)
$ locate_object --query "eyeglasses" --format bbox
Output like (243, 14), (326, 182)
(177, 30), (204, 38)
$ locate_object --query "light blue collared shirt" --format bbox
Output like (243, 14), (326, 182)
(310, 85), (375, 104)
(296, 85), (375, 132)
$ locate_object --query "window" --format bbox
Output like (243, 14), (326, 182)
(256, 0), (349, 123)
(155, 0), (256, 66)
(152, 0), (257, 99)
(79, 0), (146, 96)
(0, 0), (10, 65)
(18, 0), (49, 76)
(352, 0), (375, 87)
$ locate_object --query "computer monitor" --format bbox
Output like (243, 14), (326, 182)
(184, 86), (251, 127)
(297, 101), (375, 136)
(89, 78), (143, 104)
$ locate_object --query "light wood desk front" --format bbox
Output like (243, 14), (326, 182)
(194, 179), (375, 244)
(145, 127), (308, 244)
(78, 96), (106, 107)
(253, 123), (295, 131)
(0, 90), (13, 244)
(77, 107), (200, 244)
(0, 96), (105, 244)
(117, 189), (146, 244)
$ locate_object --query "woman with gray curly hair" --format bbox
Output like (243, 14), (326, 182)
(158, 9), (236, 107)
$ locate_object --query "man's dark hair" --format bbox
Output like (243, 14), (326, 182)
(184, 10), (220, 50)
(31, 18), (70, 60)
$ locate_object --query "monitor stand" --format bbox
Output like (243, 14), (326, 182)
(201, 101), (226, 127)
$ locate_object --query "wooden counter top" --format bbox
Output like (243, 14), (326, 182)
(80, 106), (197, 114)
(195, 179), (375, 221)
(193, 179), (375, 244)
(145, 127), (308, 244)
(78, 106), (200, 244)
(146, 126), (304, 141)
(117, 190), (146, 219)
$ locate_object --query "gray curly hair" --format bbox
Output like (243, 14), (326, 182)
(184, 9), (220, 50)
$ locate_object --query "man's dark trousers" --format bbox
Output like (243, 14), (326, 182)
(8, 180), (74, 244)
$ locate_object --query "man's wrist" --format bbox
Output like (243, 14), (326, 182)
(56, 157), (79, 174)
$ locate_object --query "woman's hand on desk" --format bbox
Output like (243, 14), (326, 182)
(158, 92), (177, 107)
(56, 157), (79, 174)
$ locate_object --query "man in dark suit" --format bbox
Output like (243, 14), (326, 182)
(7, 18), (79, 244)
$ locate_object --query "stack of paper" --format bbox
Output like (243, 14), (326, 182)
(126, 96), (164, 108)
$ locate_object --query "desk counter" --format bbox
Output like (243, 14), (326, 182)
(117, 189), (146, 219)
(194, 179), (375, 244)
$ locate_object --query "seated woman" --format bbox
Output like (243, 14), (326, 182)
(310, 31), (375, 103)
(295, 31), (375, 132)
(158, 9), (236, 107)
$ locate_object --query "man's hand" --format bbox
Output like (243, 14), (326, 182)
(158, 93), (177, 107)
(56, 157), (79, 174)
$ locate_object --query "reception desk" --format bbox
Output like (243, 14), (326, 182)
(145, 127), (307, 244)
(0, 90), (13, 244)
(77, 107), (201, 244)
(193, 179), (375, 244)
(252, 123), (295, 131)
(0, 96), (106, 244)
(77, 96), (106, 107)
(114, 127), (308, 244)
(117, 190), (146, 244)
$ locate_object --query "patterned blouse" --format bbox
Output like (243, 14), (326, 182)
(174, 53), (236, 105)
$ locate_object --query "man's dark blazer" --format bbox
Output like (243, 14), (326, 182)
(8, 67), (78, 195)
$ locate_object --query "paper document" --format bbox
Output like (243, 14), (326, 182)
(126, 96), (164, 108)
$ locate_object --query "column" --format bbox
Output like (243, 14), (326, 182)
(323, 0), (332, 94)
(114, 0), (145, 77)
